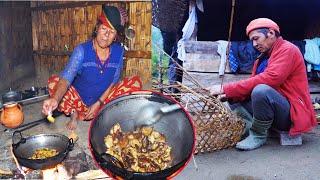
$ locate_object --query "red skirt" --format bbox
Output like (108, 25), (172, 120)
(48, 75), (142, 120)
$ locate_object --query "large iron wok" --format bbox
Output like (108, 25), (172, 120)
(89, 91), (195, 179)
(12, 132), (74, 170)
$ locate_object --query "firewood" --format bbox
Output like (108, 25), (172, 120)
(75, 170), (110, 179)
(68, 131), (79, 143)
(0, 168), (13, 176)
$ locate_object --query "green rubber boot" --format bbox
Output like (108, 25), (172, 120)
(233, 106), (253, 138)
(236, 118), (273, 150)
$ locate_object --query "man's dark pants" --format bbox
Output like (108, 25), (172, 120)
(230, 84), (291, 131)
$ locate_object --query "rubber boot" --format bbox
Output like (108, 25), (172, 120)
(233, 106), (253, 138)
(236, 118), (273, 150)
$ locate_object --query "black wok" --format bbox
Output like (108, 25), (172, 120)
(89, 91), (195, 179)
(12, 132), (74, 170)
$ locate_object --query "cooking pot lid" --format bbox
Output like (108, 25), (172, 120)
(2, 90), (22, 103)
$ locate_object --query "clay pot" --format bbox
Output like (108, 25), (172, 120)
(0, 103), (24, 128)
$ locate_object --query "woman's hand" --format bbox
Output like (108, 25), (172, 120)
(85, 101), (101, 120)
(42, 98), (58, 115)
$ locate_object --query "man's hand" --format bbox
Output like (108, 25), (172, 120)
(206, 84), (224, 96)
(85, 101), (101, 120)
(42, 98), (58, 115)
(206, 85), (228, 102)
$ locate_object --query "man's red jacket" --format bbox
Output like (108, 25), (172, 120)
(223, 37), (317, 135)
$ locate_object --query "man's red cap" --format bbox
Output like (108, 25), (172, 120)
(246, 18), (280, 36)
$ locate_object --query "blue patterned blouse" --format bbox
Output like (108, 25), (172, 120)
(60, 40), (124, 106)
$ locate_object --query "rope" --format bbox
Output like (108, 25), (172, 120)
(220, 0), (236, 91)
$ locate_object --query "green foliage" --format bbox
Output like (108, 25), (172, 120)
(152, 26), (169, 82)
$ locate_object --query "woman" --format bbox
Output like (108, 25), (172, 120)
(42, 5), (142, 130)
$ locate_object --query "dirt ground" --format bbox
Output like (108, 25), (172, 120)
(1, 101), (319, 180)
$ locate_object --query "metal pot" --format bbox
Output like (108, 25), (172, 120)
(12, 132), (74, 170)
(89, 91), (196, 179)
(2, 90), (22, 104)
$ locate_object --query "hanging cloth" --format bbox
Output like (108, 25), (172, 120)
(177, 4), (197, 62)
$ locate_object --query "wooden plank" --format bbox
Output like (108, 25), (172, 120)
(125, 50), (151, 59)
(184, 41), (219, 55)
(183, 40), (231, 73)
(183, 53), (232, 73)
(31, 1), (151, 12)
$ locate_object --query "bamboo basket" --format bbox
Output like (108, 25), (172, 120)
(152, 43), (245, 154)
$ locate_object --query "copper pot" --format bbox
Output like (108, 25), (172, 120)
(0, 103), (24, 128)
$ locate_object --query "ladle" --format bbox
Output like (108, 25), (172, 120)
(135, 103), (181, 127)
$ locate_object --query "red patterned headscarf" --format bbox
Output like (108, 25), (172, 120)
(98, 5), (128, 32)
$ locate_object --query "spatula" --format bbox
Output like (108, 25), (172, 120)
(135, 103), (181, 127)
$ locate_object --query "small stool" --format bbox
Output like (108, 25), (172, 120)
(271, 128), (302, 146)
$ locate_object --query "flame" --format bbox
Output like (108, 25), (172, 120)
(10, 145), (71, 180)
(10, 145), (31, 176)
(41, 164), (71, 180)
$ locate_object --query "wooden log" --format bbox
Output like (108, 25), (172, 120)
(75, 170), (110, 179)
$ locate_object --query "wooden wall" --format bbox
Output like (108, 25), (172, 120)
(182, 41), (250, 89)
(124, 2), (152, 89)
(31, 1), (152, 89)
(0, 2), (34, 93)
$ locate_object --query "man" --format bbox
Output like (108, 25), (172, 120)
(208, 18), (317, 150)
(42, 5), (141, 130)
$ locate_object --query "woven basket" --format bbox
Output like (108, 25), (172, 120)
(152, 44), (245, 154)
